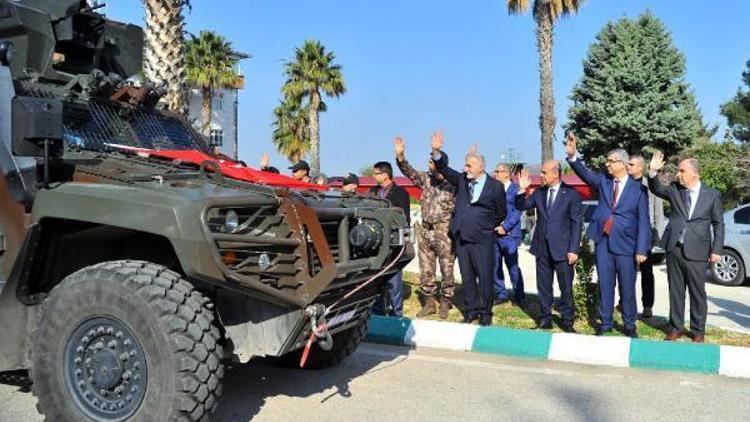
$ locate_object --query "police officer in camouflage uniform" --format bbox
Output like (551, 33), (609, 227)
(395, 136), (457, 319)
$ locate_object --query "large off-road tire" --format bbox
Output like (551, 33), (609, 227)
(31, 260), (224, 422)
(275, 309), (371, 370)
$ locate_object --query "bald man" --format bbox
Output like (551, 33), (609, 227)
(648, 151), (724, 343)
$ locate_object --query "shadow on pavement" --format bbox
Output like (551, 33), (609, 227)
(0, 370), (32, 393)
(214, 345), (409, 421)
(708, 296), (750, 329)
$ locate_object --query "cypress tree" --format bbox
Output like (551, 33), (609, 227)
(566, 11), (702, 165)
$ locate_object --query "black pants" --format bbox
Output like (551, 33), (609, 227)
(537, 243), (575, 325)
(455, 240), (495, 319)
(667, 246), (709, 335)
(640, 255), (655, 309)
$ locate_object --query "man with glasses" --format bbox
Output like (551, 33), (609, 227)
(566, 134), (651, 337)
(369, 161), (411, 317)
(492, 164), (526, 307)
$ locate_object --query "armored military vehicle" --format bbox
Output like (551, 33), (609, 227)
(0, 1), (413, 420)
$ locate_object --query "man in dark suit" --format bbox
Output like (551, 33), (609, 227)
(369, 161), (411, 317)
(566, 134), (651, 338)
(492, 163), (525, 306)
(431, 132), (507, 326)
(515, 161), (583, 332)
(648, 151), (724, 343)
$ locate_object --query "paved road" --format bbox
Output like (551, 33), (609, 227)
(405, 241), (750, 334)
(2, 343), (749, 421)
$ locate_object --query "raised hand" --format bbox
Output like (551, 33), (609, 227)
(394, 136), (405, 158)
(468, 143), (479, 155)
(518, 168), (531, 191)
(260, 152), (269, 169)
(431, 131), (444, 151)
(650, 150), (665, 173)
(565, 132), (577, 158)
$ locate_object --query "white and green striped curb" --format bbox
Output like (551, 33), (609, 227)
(365, 315), (750, 378)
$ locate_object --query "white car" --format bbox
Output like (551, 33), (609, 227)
(711, 204), (750, 286)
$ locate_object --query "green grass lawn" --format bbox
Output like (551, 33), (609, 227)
(402, 271), (750, 347)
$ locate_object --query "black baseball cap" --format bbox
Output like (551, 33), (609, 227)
(288, 160), (310, 172)
(342, 173), (359, 186)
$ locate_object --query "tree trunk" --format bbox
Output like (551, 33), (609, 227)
(308, 90), (321, 177)
(143, 0), (188, 113)
(201, 86), (212, 136)
(535, 5), (556, 163)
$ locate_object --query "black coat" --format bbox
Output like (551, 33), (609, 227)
(435, 154), (506, 245)
(370, 182), (411, 224)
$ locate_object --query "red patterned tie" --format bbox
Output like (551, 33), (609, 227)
(603, 179), (620, 235)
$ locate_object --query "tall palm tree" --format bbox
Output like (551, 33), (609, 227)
(186, 31), (243, 136)
(143, 0), (190, 112)
(271, 98), (316, 162)
(282, 39), (346, 176)
(507, 0), (584, 162)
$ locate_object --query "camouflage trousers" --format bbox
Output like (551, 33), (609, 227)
(417, 226), (456, 299)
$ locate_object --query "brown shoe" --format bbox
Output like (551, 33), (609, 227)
(438, 299), (452, 320)
(664, 331), (683, 341)
(692, 334), (705, 343)
(417, 297), (437, 318)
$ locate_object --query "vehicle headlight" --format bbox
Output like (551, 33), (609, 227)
(224, 209), (239, 233)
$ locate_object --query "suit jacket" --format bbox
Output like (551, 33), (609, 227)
(369, 182), (411, 224)
(435, 154), (506, 245)
(647, 177), (724, 261)
(515, 183), (583, 261)
(568, 158), (651, 256)
(500, 182), (523, 241)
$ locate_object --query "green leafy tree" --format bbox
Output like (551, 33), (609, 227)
(681, 139), (750, 208)
(186, 31), (243, 136)
(508, 0), (585, 163)
(567, 11), (702, 166)
(271, 98), (312, 163)
(282, 40), (346, 177)
(720, 59), (750, 143)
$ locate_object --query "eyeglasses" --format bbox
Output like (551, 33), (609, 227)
(606, 159), (622, 164)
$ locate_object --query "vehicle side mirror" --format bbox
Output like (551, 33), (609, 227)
(11, 96), (63, 158)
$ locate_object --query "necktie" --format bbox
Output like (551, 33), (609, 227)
(468, 181), (476, 202)
(683, 189), (692, 219)
(603, 179), (620, 235)
(547, 188), (555, 211)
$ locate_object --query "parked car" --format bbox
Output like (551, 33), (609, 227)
(711, 204), (750, 286)
(581, 200), (666, 264)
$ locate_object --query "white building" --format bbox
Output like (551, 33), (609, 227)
(187, 55), (249, 160)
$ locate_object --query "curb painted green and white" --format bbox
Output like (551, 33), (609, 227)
(365, 315), (750, 378)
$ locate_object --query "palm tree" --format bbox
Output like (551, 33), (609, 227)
(185, 31), (243, 136)
(507, 0), (584, 162)
(271, 98), (315, 162)
(282, 39), (346, 176)
(143, 0), (191, 112)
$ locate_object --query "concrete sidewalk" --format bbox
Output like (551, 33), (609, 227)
(404, 238), (750, 334)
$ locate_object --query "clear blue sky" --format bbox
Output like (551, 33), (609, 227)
(108, 0), (750, 176)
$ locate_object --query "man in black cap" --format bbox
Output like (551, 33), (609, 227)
(341, 173), (360, 193)
(259, 153), (312, 183)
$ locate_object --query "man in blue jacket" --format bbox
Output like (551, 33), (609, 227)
(431, 132), (507, 326)
(566, 134), (650, 337)
(515, 161), (583, 332)
(492, 163), (525, 306)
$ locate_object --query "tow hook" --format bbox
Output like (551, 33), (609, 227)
(304, 304), (333, 351)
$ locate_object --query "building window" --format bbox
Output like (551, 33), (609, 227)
(209, 129), (224, 148)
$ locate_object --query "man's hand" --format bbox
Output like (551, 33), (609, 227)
(260, 152), (269, 169)
(468, 143), (479, 155)
(650, 150), (665, 173)
(496, 226), (507, 236)
(394, 136), (405, 159)
(710, 254), (721, 264)
(565, 132), (577, 158)
(431, 131), (444, 152)
(636, 254), (648, 265)
(567, 253), (579, 265)
(518, 168), (531, 191)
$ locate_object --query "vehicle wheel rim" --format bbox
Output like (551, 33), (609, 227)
(64, 316), (148, 421)
(715, 255), (740, 282)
